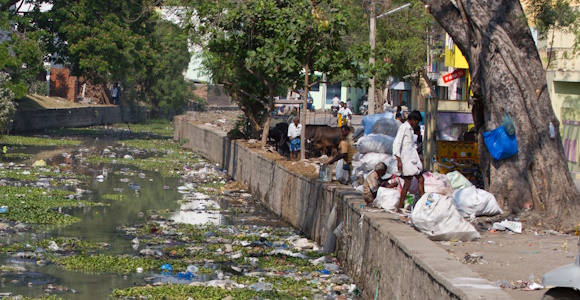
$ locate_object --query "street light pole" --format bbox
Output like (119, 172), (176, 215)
(368, 3), (411, 115)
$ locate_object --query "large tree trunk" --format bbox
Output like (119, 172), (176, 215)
(424, 0), (580, 230)
(260, 85), (276, 146)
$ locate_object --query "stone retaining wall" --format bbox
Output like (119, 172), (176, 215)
(174, 115), (512, 300)
(12, 105), (147, 132)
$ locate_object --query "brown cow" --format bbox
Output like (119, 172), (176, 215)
(305, 125), (354, 157)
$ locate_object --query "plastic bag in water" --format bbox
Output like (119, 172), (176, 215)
(482, 125), (518, 161)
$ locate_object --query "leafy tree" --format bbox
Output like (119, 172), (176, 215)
(0, 72), (15, 132)
(147, 20), (195, 117)
(197, 0), (347, 145)
(35, 0), (160, 85)
(0, 1), (46, 99)
(423, 0), (580, 230)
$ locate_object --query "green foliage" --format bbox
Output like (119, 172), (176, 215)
(528, 0), (578, 37)
(36, 0), (159, 84)
(0, 72), (15, 131)
(53, 254), (170, 274)
(0, 186), (104, 225)
(197, 0), (347, 138)
(149, 21), (195, 117)
(0, 135), (81, 147)
(0, 8), (46, 99)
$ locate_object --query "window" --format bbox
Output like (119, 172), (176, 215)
(326, 82), (342, 104)
(348, 87), (351, 93)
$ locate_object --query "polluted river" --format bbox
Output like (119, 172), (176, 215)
(0, 121), (359, 300)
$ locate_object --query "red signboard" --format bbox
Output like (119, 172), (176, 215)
(442, 69), (466, 83)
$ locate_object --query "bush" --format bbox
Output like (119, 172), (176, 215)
(0, 72), (16, 132)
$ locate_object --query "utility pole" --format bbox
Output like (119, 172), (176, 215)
(368, 2), (411, 115)
(368, 0), (376, 115)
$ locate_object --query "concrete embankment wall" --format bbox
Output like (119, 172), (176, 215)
(12, 105), (147, 132)
(174, 115), (511, 300)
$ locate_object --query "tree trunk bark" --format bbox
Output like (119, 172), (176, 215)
(424, 0), (580, 230)
(301, 64), (309, 160)
(260, 84), (275, 146)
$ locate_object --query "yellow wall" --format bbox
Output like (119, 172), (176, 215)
(444, 44), (469, 69)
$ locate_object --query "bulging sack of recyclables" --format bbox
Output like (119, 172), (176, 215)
(357, 134), (395, 154)
(446, 171), (473, 190)
(373, 187), (400, 211)
(453, 186), (503, 217)
(411, 193), (481, 241)
(362, 112), (395, 135)
(423, 172), (454, 196)
(371, 118), (402, 137)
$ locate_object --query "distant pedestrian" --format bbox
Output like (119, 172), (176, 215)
(111, 83), (120, 105)
(331, 94), (340, 110)
(288, 117), (302, 161)
(395, 105), (402, 121)
(346, 98), (354, 112)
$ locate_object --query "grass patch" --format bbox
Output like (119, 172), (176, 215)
(102, 194), (127, 201)
(87, 150), (200, 177)
(2, 152), (33, 159)
(0, 237), (106, 253)
(0, 136), (80, 147)
(0, 186), (106, 225)
(110, 276), (318, 299)
(51, 254), (185, 274)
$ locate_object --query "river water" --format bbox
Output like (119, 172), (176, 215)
(0, 141), (275, 298)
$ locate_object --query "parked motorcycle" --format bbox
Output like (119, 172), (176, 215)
(331, 106), (339, 117)
(359, 101), (368, 116)
(541, 237), (580, 300)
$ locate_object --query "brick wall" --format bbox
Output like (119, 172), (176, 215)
(49, 68), (78, 101)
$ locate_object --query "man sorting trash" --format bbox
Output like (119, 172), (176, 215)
(324, 125), (356, 185)
(393, 110), (425, 210)
(363, 162), (398, 206)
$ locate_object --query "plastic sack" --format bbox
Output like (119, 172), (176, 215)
(482, 125), (518, 161)
(453, 186), (503, 217)
(335, 159), (349, 184)
(503, 114), (515, 136)
(411, 193), (481, 241)
(362, 112), (395, 135)
(423, 172), (454, 196)
(373, 187), (401, 211)
(360, 152), (391, 171)
(357, 134), (395, 154)
(353, 127), (365, 142)
(446, 171), (473, 190)
(371, 118), (402, 137)
(322, 207), (338, 253)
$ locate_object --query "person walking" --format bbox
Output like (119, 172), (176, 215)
(392, 110), (425, 210)
(287, 117), (302, 161)
(111, 83), (120, 105)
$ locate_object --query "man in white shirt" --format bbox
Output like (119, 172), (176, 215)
(340, 102), (353, 126)
(392, 110), (425, 210)
(331, 95), (340, 108)
(287, 117), (302, 161)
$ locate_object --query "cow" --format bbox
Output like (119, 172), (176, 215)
(304, 125), (346, 157)
(269, 122), (290, 155)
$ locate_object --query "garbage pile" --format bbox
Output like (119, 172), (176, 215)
(348, 113), (506, 242)
(114, 162), (361, 299)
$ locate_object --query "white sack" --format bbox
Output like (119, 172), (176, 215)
(357, 134), (395, 154)
(360, 152), (391, 171)
(373, 187), (401, 211)
(453, 186), (503, 217)
(411, 193), (481, 241)
(335, 159), (349, 183)
(423, 172), (454, 196)
(446, 171), (473, 190)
